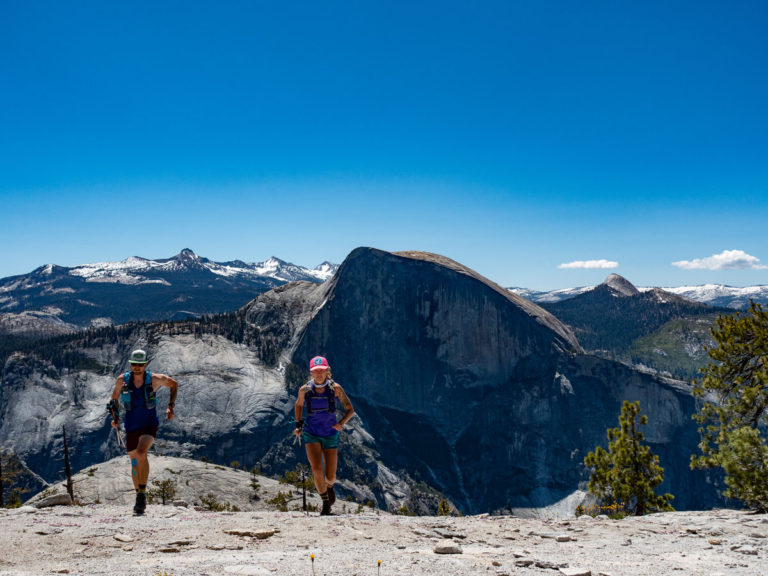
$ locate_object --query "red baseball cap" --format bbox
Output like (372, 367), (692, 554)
(309, 356), (329, 371)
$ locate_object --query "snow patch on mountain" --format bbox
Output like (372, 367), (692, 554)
(65, 250), (338, 285)
(660, 284), (768, 309)
(508, 285), (595, 303)
(0, 295), (18, 308)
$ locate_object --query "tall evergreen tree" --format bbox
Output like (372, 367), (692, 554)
(691, 301), (768, 511)
(584, 400), (674, 516)
(63, 426), (74, 500)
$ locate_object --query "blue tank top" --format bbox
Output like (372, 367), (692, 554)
(124, 375), (159, 432)
(304, 382), (338, 438)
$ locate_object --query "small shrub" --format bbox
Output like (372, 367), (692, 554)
(575, 500), (632, 519)
(198, 492), (236, 512)
(37, 487), (59, 499)
(279, 465), (314, 493)
(267, 491), (292, 512)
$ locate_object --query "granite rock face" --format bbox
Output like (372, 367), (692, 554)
(295, 249), (581, 425)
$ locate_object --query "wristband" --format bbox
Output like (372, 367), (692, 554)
(295, 420), (304, 430)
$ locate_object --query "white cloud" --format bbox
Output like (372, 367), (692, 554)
(558, 259), (619, 270)
(672, 249), (768, 271)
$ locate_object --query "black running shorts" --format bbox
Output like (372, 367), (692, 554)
(125, 424), (158, 452)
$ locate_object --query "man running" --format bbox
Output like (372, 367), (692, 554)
(108, 349), (178, 515)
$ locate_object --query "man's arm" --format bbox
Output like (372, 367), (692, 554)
(111, 376), (123, 401)
(152, 373), (178, 419)
(108, 377), (123, 428)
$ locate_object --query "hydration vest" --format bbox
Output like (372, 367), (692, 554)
(121, 371), (156, 411)
(305, 379), (336, 415)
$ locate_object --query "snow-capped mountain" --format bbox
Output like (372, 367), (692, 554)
(508, 285), (595, 303)
(66, 248), (337, 285)
(510, 282), (768, 309)
(0, 249), (338, 331)
(657, 284), (768, 310)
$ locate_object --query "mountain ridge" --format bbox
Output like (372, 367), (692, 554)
(0, 249), (338, 332)
(537, 274), (735, 379)
(510, 276), (768, 310)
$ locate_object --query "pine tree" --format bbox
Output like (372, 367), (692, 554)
(437, 498), (452, 516)
(62, 426), (74, 501)
(584, 400), (674, 516)
(279, 464), (315, 493)
(0, 451), (24, 508)
(691, 301), (768, 511)
(147, 478), (177, 505)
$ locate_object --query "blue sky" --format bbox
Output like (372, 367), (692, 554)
(2, 1), (767, 289)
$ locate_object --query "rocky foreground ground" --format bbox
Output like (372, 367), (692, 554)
(1, 504), (766, 576)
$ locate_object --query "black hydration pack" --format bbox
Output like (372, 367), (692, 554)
(305, 380), (336, 415)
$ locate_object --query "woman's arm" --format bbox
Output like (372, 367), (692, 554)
(294, 386), (307, 435)
(334, 385), (355, 429)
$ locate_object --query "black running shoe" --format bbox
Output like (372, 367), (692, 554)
(133, 492), (147, 515)
(327, 485), (336, 506)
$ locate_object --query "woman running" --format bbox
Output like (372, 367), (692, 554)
(293, 355), (355, 515)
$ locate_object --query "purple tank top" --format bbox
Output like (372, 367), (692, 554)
(304, 383), (338, 438)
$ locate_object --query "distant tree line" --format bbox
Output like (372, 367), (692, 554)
(0, 308), (287, 376)
(0, 323), (147, 375)
(155, 311), (284, 366)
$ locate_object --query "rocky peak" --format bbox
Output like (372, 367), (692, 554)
(170, 248), (209, 271)
(601, 273), (640, 297)
(29, 264), (66, 278)
(175, 248), (200, 263)
(314, 261), (339, 276)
